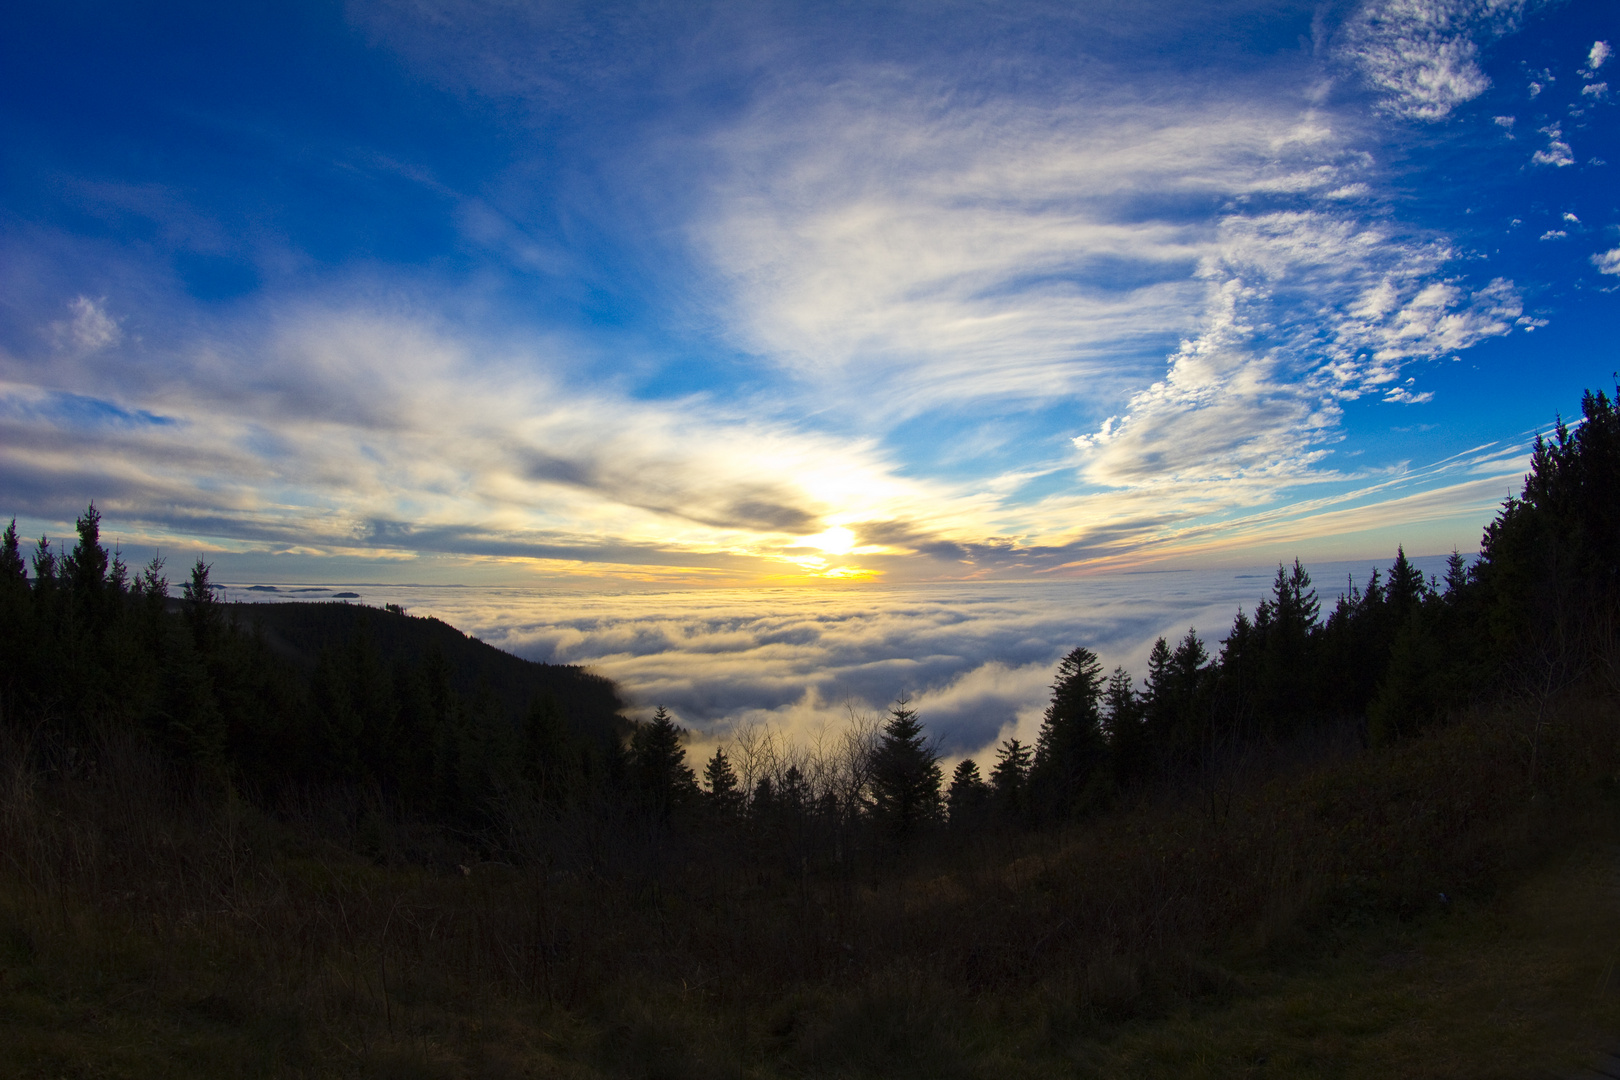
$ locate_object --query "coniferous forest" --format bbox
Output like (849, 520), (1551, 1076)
(2, 385), (1619, 1078)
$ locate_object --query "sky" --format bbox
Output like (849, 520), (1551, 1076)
(2, 0), (1618, 588)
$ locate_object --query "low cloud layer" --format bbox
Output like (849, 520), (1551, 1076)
(238, 555), (1462, 764)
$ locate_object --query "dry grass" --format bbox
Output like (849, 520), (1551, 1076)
(1, 688), (1616, 1078)
(1094, 840), (1620, 1078)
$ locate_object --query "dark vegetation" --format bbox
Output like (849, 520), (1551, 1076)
(0, 528), (625, 844)
(1, 386), (1618, 1077)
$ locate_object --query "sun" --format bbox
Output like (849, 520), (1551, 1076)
(802, 525), (857, 555)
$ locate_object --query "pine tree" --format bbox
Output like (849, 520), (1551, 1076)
(868, 697), (941, 840)
(1253, 560), (1319, 733)
(1476, 385), (1620, 671)
(1143, 636), (1174, 739)
(702, 747), (744, 815)
(1171, 630), (1208, 695)
(136, 552), (168, 599)
(1141, 630), (1212, 764)
(0, 520), (29, 710)
(749, 775), (776, 820)
(989, 737), (1032, 824)
(1032, 646), (1108, 820)
(1387, 546), (1425, 624)
(64, 503), (110, 617)
(945, 758), (989, 827)
(29, 537), (58, 628)
(1443, 549), (1470, 598)
(1103, 665), (1147, 784)
(0, 521), (26, 622)
(628, 705), (698, 821)
(1, 520), (26, 587)
(779, 765), (809, 814)
(183, 558), (222, 653)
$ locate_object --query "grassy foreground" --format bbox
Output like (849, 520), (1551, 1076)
(3, 691), (1618, 1078)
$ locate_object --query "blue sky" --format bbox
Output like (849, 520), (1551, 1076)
(2, 0), (1617, 585)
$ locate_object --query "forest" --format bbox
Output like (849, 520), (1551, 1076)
(1, 384), (1617, 1078)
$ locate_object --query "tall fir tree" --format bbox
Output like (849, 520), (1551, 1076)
(64, 503), (111, 625)
(945, 758), (989, 827)
(702, 747), (744, 815)
(1252, 560), (1319, 734)
(1386, 546), (1426, 625)
(182, 558), (223, 654)
(628, 705), (698, 821)
(1103, 665), (1148, 784)
(1142, 636), (1175, 739)
(868, 697), (941, 840)
(989, 737), (1032, 825)
(1032, 646), (1108, 820)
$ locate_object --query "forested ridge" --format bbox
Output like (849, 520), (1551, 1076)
(13, 389), (1617, 848)
(0, 529), (627, 831)
(1, 386), (1617, 1078)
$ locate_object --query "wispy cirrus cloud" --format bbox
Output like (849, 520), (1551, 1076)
(1339, 0), (1541, 120)
(6, 55), (1529, 583)
(1075, 211), (1519, 494)
(697, 86), (1359, 417)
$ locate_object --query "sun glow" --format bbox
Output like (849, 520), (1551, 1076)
(802, 525), (857, 554)
(818, 564), (878, 581)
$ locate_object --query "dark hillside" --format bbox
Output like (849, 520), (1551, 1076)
(232, 601), (625, 741)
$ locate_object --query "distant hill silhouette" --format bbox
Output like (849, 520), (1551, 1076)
(231, 601), (626, 742)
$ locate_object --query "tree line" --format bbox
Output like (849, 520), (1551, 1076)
(2, 384), (1615, 864)
(0, 521), (628, 832)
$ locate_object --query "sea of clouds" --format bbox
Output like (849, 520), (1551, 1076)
(229, 554), (1454, 764)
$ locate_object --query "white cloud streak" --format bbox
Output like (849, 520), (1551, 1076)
(1075, 208), (1519, 497)
(692, 81), (1396, 419)
(1340, 0), (1539, 120)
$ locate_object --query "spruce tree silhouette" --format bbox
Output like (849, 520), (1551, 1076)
(629, 705), (698, 821)
(990, 737), (1033, 825)
(869, 697), (941, 841)
(702, 747), (744, 815)
(1033, 646), (1108, 820)
(1103, 665), (1147, 784)
(945, 758), (989, 826)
